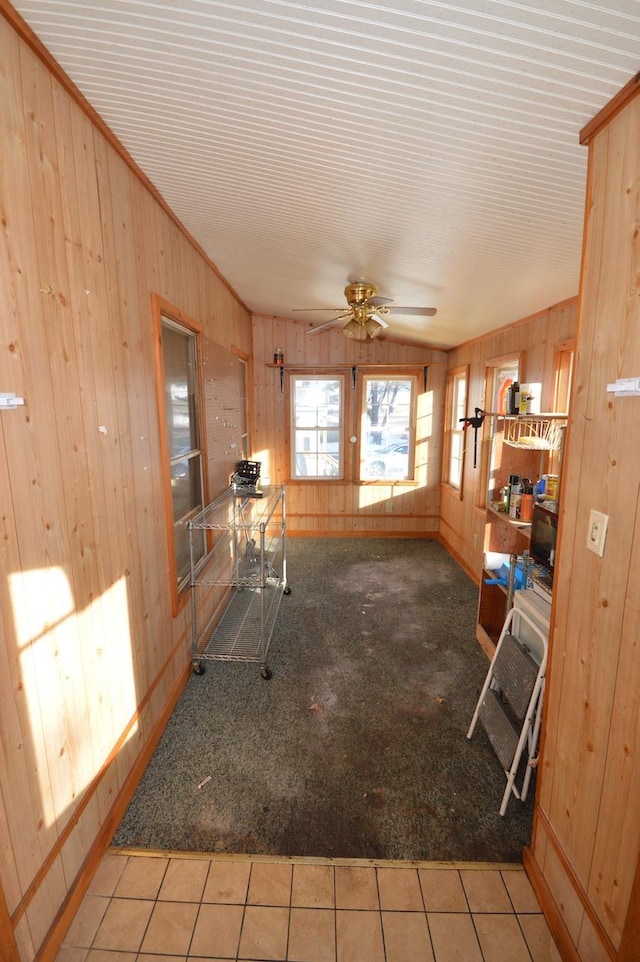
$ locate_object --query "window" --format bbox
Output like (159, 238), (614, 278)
(153, 299), (206, 607)
(290, 376), (344, 478)
(238, 356), (249, 459)
(443, 366), (468, 491)
(487, 355), (520, 414)
(360, 377), (415, 480)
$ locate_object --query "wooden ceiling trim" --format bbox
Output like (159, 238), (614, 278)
(580, 70), (640, 145)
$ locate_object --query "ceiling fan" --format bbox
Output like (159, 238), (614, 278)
(296, 281), (437, 340)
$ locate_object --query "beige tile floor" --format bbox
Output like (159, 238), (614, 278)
(56, 850), (562, 962)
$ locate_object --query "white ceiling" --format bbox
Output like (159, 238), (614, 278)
(11, 1), (640, 348)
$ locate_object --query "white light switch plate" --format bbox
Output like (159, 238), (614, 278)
(587, 509), (609, 557)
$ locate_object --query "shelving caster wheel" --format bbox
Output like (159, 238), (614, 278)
(260, 666), (272, 680)
(283, 585), (291, 595)
(192, 659), (205, 676)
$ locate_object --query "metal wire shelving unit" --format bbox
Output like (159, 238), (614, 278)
(187, 485), (289, 679)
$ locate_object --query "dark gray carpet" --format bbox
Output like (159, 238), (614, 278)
(113, 538), (534, 861)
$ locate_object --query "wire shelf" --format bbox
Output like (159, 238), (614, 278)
(501, 416), (566, 451)
(201, 581), (283, 663)
(188, 485), (288, 676)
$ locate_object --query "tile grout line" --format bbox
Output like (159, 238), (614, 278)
(460, 867), (488, 962)
(184, 856), (212, 961)
(285, 860), (293, 962)
(234, 858), (252, 962)
(138, 854), (169, 957)
(418, 864), (437, 960)
(375, 866), (386, 962)
(332, 862), (338, 962)
(501, 866), (537, 962)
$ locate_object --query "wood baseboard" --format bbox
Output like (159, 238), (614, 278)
(438, 536), (480, 585)
(287, 529), (439, 538)
(523, 847), (589, 962)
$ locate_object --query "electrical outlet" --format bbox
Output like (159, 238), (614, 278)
(586, 509), (609, 557)
(385, 500), (393, 512)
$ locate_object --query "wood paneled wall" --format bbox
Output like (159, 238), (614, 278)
(5, 7), (638, 962)
(524, 86), (640, 962)
(0, 14), (251, 960)
(441, 300), (578, 579)
(250, 315), (447, 536)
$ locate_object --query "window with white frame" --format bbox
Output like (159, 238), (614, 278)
(290, 376), (344, 478)
(444, 366), (468, 491)
(238, 356), (249, 459)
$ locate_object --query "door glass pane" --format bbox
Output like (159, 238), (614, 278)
(361, 378), (413, 480)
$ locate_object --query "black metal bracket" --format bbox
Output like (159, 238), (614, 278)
(459, 407), (486, 468)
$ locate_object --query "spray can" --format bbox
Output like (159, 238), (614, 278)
(507, 474), (520, 514)
(509, 491), (522, 520)
(520, 486), (534, 522)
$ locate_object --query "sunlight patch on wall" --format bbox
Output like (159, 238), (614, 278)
(418, 387), (434, 435)
(358, 483), (396, 508)
(416, 388), (434, 482)
(252, 448), (271, 484)
(9, 569), (138, 831)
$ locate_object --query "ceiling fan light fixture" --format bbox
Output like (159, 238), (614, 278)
(365, 318), (384, 338)
(343, 318), (366, 340)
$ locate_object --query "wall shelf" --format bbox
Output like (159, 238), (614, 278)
(475, 413), (566, 656)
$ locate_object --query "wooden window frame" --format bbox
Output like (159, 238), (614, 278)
(553, 338), (575, 415)
(152, 295), (207, 616)
(484, 352), (522, 415)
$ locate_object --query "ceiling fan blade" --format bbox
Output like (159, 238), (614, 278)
(387, 306), (437, 316)
(292, 307), (344, 312)
(305, 313), (350, 335)
(368, 296), (394, 308)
